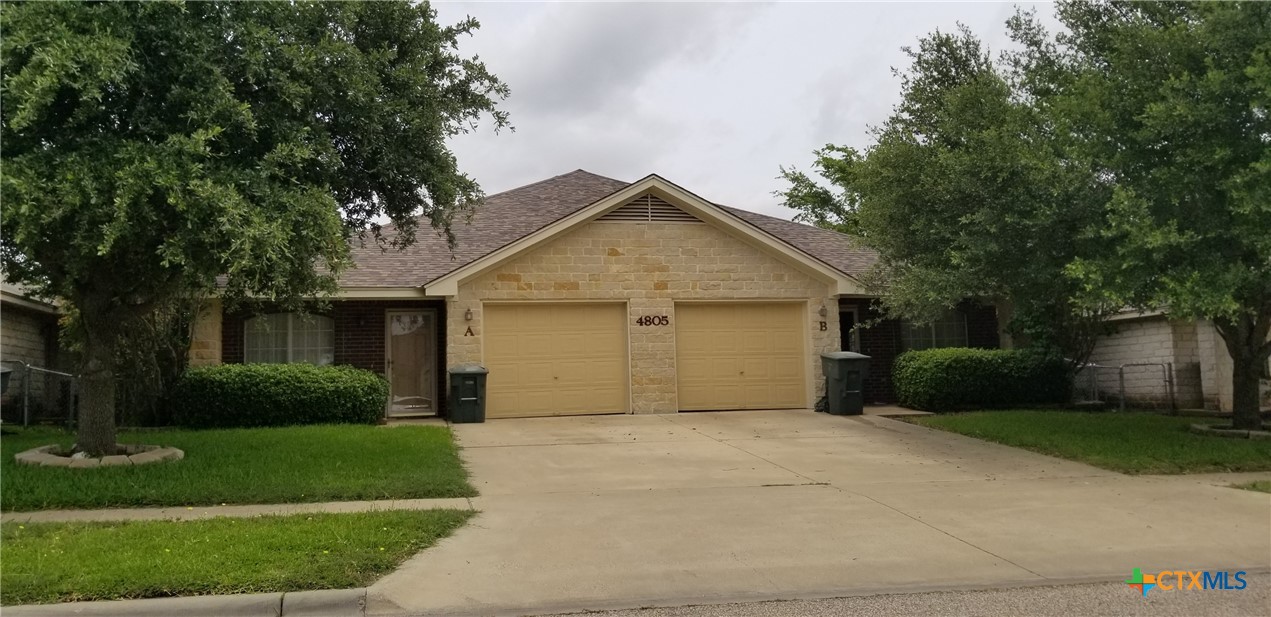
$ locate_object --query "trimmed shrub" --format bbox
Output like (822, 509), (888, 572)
(172, 364), (389, 428)
(892, 348), (1070, 412)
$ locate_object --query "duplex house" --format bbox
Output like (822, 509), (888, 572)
(189, 170), (1002, 418)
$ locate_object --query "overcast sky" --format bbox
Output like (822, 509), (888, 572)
(434, 1), (1048, 220)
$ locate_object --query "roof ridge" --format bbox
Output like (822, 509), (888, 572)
(484, 169), (628, 200)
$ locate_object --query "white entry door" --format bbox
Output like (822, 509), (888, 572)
(385, 310), (436, 417)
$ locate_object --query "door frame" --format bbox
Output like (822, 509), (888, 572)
(839, 306), (860, 352)
(384, 308), (438, 417)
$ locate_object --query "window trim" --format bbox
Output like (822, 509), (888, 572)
(243, 313), (334, 365)
(900, 309), (969, 351)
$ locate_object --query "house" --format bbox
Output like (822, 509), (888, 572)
(1080, 310), (1271, 412)
(189, 170), (1003, 419)
(1, 282), (71, 422)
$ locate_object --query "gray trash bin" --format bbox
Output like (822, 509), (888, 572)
(821, 352), (870, 415)
(447, 365), (489, 423)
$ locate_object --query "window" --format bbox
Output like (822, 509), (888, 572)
(901, 309), (968, 350)
(244, 313), (334, 365)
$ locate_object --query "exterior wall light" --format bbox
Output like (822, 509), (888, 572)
(464, 308), (474, 321)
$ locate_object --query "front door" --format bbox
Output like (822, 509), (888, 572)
(385, 310), (436, 417)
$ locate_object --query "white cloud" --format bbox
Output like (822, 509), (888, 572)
(436, 1), (1052, 219)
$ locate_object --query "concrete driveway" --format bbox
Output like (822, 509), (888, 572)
(368, 410), (1271, 616)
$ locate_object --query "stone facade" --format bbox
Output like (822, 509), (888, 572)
(188, 299), (222, 367)
(448, 221), (840, 414)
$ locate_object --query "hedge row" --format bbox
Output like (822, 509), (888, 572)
(892, 348), (1070, 412)
(171, 364), (389, 429)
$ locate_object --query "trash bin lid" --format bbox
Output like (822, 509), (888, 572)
(448, 364), (489, 374)
(821, 351), (870, 360)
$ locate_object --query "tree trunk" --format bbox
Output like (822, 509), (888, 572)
(1215, 313), (1270, 432)
(1230, 351), (1263, 431)
(77, 331), (118, 457)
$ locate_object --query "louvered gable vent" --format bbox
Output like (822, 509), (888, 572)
(598, 193), (701, 223)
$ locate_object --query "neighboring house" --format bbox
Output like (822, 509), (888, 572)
(1081, 310), (1271, 411)
(189, 170), (1003, 418)
(0, 282), (70, 422)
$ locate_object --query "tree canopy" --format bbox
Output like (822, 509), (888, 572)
(779, 25), (1109, 361)
(782, 0), (1270, 428)
(1, 1), (509, 454)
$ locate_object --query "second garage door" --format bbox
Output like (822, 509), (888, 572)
(483, 303), (628, 418)
(675, 302), (807, 411)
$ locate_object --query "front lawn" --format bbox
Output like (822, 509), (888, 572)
(909, 411), (1271, 474)
(0, 509), (473, 605)
(1, 425), (474, 511)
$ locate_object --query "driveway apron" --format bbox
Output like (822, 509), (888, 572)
(368, 410), (1271, 617)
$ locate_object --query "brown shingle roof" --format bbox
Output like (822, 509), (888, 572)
(338, 169), (878, 288)
(341, 170), (627, 287)
(718, 206), (879, 280)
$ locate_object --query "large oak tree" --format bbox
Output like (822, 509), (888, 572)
(1, 1), (508, 454)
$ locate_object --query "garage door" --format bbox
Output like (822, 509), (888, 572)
(675, 303), (806, 411)
(484, 303), (627, 418)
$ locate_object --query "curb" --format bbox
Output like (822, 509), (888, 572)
(2, 588), (367, 617)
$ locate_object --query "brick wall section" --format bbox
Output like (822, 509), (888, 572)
(964, 303), (1001, 349)
(219, 300), (448, 412)
(838, 298), (901, 404)
(838, 299), (1001, 404)
(450, 220), (840, 414)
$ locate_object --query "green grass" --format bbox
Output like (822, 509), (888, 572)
(1, 425), (474, 512)
(0, 509), (473, 605)
(1233, 480), (1271, 493)
(909, 411), (1271, 474)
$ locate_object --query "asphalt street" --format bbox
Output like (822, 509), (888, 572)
(552, 573), (1271, 617)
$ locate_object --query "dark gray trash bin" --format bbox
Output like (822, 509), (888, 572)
(821, 352), (870, 415)
(448, 365), (489, 423)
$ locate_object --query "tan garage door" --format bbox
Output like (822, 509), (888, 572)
(675, 303), (806, 411)
(484, 303), (628, 418)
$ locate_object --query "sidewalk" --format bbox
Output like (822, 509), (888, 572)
(2, 497), (473, 524)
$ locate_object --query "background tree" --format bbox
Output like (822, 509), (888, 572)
(779, 26), (1110, 364)
(1018, 1), (1271, 429)
(1, 1), (508, 455)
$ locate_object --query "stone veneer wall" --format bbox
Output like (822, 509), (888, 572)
(188, 299), (222, 367)
(448, 221), (840, 414)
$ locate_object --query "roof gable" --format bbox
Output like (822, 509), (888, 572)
(340, 170), (627, 288)
(424, 174), (868, 296)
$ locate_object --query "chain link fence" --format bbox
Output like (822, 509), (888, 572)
(0, 361), (77, 427)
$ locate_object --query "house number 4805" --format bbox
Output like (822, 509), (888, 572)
(636, 315), (669, 326)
